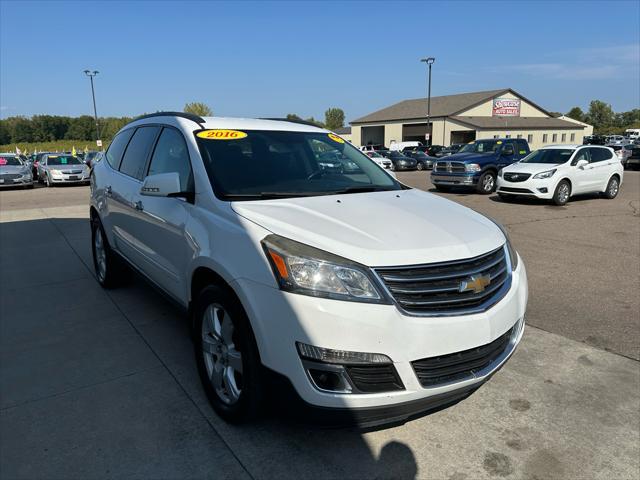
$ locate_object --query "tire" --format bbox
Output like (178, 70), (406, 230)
(91, 216), (127, 288)
(416, 162), (424, 171)
(193, 285), (264, 423)
(498, 193), (514, 202)
(603, 176), (620, 199)
(45, 174), (52, 188)
(552, 180), (571, 206)
(476, 171), (496, 194)
(434, 184), (452, 192)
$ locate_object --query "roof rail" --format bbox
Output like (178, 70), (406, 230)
(134, 111), (206, 125)
(261, 117), (324, 128)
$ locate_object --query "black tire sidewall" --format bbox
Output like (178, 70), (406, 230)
(605, 176), (619, 199)
(192, 285), (263, 423)
(91, 217), (124, 289)
(477, 171), (496, 194)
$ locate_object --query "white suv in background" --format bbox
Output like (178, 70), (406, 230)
(90, 113), (527, 426)
(497, 145), (623, 206)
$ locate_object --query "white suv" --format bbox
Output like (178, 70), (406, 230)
(90, 113), (527, 426)
(496, 145), (623, 206)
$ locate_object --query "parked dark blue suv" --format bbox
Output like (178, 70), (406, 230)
(430, 138), (530, 194)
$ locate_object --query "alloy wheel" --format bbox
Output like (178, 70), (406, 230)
(483, 174), (495, 192)
(608, 178), (619, 197)
(94, 227), (107, 282)
(558, 183), (570, 204)
(201, 304), (243, 405)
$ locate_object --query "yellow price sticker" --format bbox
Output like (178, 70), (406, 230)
(197, 129), (248, 140)
(328, 133), (345, 144)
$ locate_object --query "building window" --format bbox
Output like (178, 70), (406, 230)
(571, 133), (576, 141)
(561, 133), (566, 142)
(528, 134), (533, 143)
(552, 133), (557, 142)
(517, 134), (522, 139)
(505, 134), (511, 138)
(543, 134), (548, 143)
(493, 135), (499, 139)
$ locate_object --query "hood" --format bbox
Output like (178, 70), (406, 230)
(0, 165), (29, 174)
(503, 162), (561, 174)
(445, 151), (496, 163)
(232, 189), (505, 266)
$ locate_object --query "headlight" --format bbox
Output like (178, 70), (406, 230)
(498, 168), (503, 178)
(465, 163), (481, 172)
(22, 171), (32, 179)
(533, 169), (556, 179)
(50, 169), (62, 175)
(262, 234), (389, 303)
(487, 218), (519, 271)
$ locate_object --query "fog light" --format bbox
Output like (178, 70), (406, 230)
(538, 187), (548, 193)
(308, 369), (352, 393)
(296, 342), (391, 365)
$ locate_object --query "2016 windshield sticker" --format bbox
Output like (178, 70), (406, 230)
(328, 133), (345, 143)
(519, 150), (526, 154)
(197, 129), (248, 140)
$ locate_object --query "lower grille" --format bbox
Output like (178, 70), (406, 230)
(503, 172), (531, 182)
(499, 187), (533, 193)
(412, 327), (514, 387)
(375, 246), (510, 315)
(0, 174), (21, 181)
(435, 161), (466, 173)
(345, 364), (404, 393)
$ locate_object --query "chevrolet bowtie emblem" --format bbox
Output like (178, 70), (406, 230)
(460, 274), (491, 293)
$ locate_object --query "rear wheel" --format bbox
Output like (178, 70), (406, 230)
(193, 285), (264, 423)
(552, 180), (571, 206)
(91, 216), (128, 288)
(476, 171), (496, 194)
(603, 176), (620, 199)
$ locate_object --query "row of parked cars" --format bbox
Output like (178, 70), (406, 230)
(361, 143), (465, 171)
(0, 151), (102, 189)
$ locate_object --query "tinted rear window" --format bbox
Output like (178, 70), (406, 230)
(119, 126), (160, 180)
(106, 129), (135, 170)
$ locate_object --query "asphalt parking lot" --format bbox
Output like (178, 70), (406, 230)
(1, 173), (639, 479)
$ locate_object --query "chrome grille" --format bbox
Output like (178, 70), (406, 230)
(503, 172), (531, 182)
(375, 246), (510, 315)
(434, 161), (466, 173)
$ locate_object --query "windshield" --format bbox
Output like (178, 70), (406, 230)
(47, 155), (82, 166)
(195, 130), (402, 200)
(459, 140), (500, 154)
(0, 155), (22, 166)
(368, 151), (383, 158)
(520, 149), (574, 164)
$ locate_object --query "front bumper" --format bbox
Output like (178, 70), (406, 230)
(0, 176), (33, 187)
(232, 258), (527, 412)
(496, 176), (556, 199)
(394, 163), (417, 171)
(51, 174), (90, 184)
(431, 173), (478, 186)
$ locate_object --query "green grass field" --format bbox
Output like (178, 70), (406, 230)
(0, 140), (109, 155)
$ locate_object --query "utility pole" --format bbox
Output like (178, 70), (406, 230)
(84, 70), (100, 147)
(420, 57), (435, 146)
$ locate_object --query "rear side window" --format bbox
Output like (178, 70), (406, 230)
(119, 126), (161, 180)
(105, 129), (135, 170)
(588, 147), (613, 162)
(147, 127), (193, 191)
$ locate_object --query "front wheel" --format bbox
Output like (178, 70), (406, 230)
(476, 171), (496, 194)
(552, 180), (571, 206)
(416, 162), (424, 171)
(45, 174), (52, 187)
(603, 176), (620, 199)
(193, 285), (264, 423)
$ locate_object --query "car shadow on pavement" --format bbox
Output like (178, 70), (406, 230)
(0, 217), (419, 480)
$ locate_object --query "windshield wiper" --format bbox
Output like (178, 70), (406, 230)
(331, 186), (396, 195)
(225, 192), (331, 200)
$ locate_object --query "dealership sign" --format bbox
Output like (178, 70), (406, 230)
(492, 98), (521, 117)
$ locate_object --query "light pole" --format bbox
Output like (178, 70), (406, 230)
(420, 57), (435, 146)
(84, 70), (100, 146)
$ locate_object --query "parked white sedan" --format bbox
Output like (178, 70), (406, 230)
(496, 145), (623, 206)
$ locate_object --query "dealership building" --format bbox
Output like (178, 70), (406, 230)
(350, 88), (592, 150)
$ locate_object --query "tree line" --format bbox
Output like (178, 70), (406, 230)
(0, 103), (347, 146)
(555, 101), (639, 135)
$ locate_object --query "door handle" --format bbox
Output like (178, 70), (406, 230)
(133, 200), (144, 211)
(105, 185), (112, 196)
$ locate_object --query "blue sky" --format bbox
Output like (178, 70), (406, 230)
(1, 1), (639, 121)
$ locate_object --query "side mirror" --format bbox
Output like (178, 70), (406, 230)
(576, 159), (588, 168)
(140, 172), (181, 197)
